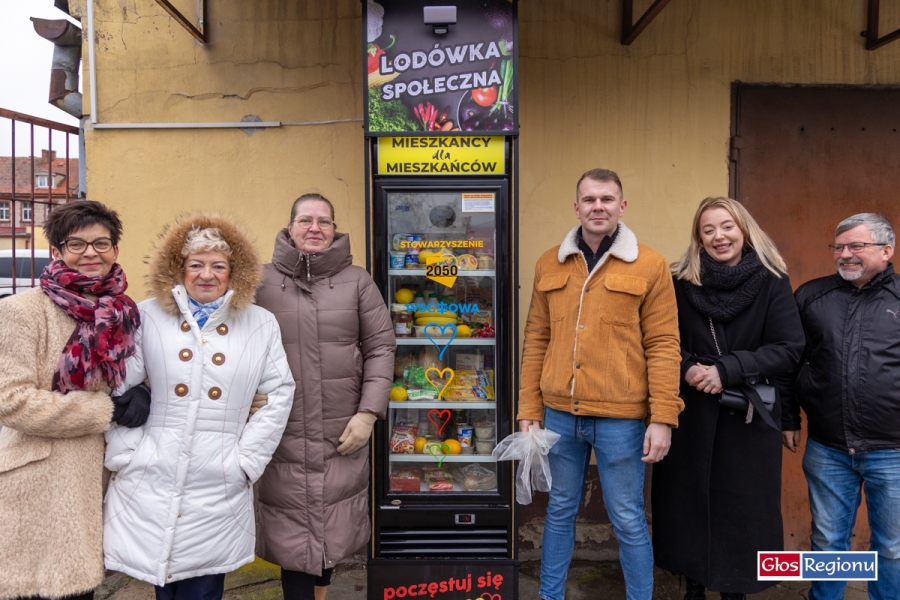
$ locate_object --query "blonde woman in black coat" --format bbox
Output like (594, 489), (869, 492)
(651, 197), (804, 600)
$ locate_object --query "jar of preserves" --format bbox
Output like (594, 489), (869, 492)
(393, 309), (413, 338)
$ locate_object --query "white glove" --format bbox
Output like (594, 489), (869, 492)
(336, 412), (378, 455)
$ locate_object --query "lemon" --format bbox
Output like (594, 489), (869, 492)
(441, 439), (462, 454)
(394, 288), (414, 304)
(414, 436), (428, 454)
(417, 250), (433, 264)
(389, 387), (408, 401)
(456, 325), (472, 338)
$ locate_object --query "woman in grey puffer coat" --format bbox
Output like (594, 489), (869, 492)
(255, 193), (395, 600)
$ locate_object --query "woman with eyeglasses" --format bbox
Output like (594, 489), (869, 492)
(0, 201), (141, 600)
(102, 214), (294, 600)
(651, 197), (805, 600)
(254, 194), (395, 600)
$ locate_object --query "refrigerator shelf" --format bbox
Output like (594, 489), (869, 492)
(389, 401), (496, 409)
(388, 269), (496, 277)
(389, 454), (497, 463)
(395, 338), (496, 346)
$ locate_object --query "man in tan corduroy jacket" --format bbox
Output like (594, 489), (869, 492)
(517, 168), (682, 600)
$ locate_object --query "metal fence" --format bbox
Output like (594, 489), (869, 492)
(0, 107), (79, 297)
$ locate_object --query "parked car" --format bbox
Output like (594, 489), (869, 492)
(0, 249), (51, 298)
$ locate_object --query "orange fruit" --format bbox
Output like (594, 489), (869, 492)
(441, 439), (462, 454)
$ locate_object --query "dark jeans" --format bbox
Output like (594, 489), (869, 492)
(281, 567), (334, 600)
(154, 573), (226, 600)
(20, 594), (93, 600)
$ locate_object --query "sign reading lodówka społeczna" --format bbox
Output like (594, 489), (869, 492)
(365, 0), (516, 134)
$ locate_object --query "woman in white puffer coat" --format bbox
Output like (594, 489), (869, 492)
(102, 214), (295, 600)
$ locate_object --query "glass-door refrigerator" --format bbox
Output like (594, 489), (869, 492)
(368, 171), (518, 599)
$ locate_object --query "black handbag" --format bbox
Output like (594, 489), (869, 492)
(708, 318), (778, 428)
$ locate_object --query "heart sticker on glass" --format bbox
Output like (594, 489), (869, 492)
(428, 444), (447, 467)
(423, 322), (457, 361)
(425, 367), (456, 400)
(427, 409), (452, 436)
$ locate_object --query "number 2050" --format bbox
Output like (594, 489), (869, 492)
(426, 264), (458, 277)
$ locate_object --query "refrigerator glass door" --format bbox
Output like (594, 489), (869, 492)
(383, 189), (502, 497)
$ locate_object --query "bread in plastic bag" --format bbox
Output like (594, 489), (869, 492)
(491, 427), (561, 505)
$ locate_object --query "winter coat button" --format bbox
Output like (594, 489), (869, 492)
(179, 349), (193, 362)
(576, 364), (581, 369)
(175, 384), (189, 397)
(579, 324), (585, 329)
(216, 324), (229, 335)
(208, 387), (222, 400)
(573, 407), (579, 412)
(212, 353), (225, 365)
(181, 321), (190, 332)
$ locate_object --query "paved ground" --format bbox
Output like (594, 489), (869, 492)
(96, 558), (870, 599)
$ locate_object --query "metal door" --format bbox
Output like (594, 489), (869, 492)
(731, 84), (900, 551)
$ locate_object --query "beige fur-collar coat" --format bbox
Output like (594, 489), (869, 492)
(0, 287), (114, 599)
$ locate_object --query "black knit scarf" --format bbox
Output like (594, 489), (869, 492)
(683, 248), (768, 323)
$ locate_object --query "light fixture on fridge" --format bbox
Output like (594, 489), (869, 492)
(423, 6), (457, 35)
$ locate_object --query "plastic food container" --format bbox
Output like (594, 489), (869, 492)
(457, 424), (473, 447)
(390, 252), (406, 268)
(474, 422), (495, 440)
(474, 438), (495, 455)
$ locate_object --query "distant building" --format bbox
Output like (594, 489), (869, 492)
(0, 150), (79, 249)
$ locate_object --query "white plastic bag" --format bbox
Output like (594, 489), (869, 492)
(491, 427), (561, 505)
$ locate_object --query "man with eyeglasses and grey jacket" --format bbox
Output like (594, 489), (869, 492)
(784, 213), (900, 600)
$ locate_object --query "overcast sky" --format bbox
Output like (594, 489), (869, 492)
(0, 1), (80, 158)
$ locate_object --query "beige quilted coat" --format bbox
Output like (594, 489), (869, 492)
(254, 230), (395, 576)
(0, 287), (114, 599)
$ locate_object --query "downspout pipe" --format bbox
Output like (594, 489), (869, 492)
(31, 17), (83, 119)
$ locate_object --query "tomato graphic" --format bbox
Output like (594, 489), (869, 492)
(472, 86), (498, 107)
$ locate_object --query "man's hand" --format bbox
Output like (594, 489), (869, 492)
(782, 430), (801, 453)
(337, 412), (378, 455)
(689, 364), (723, 395)
(249, 393), (268, 418)
(519, 419), (540, 433)
(642, 423), (672, 463)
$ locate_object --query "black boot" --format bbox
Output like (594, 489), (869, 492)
(684, 578), (706, 600)
(719, 594), (746, 600)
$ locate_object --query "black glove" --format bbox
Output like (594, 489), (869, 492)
(111, 383), (152, 428)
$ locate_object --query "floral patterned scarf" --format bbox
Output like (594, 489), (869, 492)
(40, 260), (140, 393)
(187, 294), (225, 329)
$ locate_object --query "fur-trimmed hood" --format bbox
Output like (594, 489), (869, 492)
(147, 213), (263, 317)
(558, 221), (639, 274)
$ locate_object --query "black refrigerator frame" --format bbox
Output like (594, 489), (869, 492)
(366, 138), (519, 599)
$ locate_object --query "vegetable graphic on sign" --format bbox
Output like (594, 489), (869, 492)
(365, 0), (517, 134)
(472, 87), (498, 107)
(368, 35), (396, 75)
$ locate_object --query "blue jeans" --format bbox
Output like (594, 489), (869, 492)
(154, 573), (226, 600)
(803, 438), (900, 600)
(539, 407), (653, 600)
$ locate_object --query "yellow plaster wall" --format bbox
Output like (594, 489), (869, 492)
(72, 0), (366, 297)
(73, 0), (900, 304)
